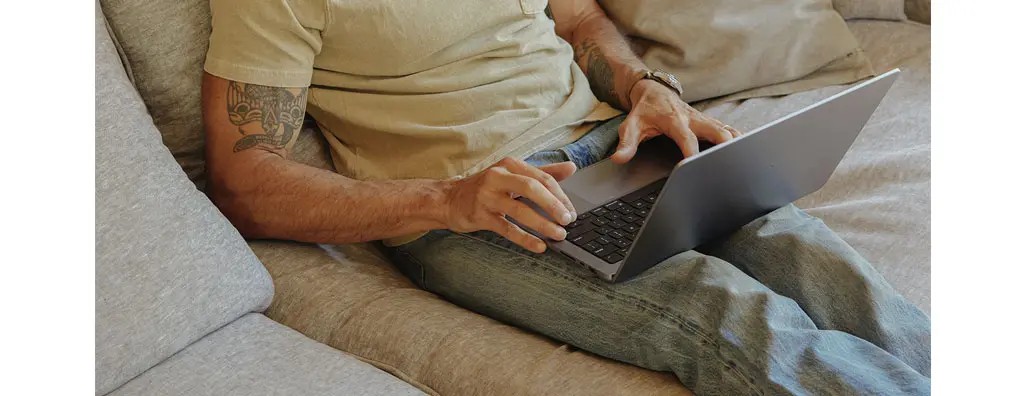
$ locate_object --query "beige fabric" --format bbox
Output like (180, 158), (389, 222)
(833, 0), (907, 20)
(600, 0), (874, 103)
(205, 0), (619, 183)
(253, 241), (691, 396)
(699, 20), (931, 312)
(905, 0), (931, 24)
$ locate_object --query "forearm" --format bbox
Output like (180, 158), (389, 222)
(209, 154), (450, 244)
(569, 9), (647, 110)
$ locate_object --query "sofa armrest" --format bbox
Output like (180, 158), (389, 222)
(906, 0), (931, 24)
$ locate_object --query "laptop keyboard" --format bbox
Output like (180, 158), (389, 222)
(565, 179), (666, 264)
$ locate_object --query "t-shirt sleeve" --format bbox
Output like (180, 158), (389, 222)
(204, 0), (323, 88)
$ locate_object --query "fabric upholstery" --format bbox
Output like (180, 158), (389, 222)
(97, 0), (334, 188)
(95, 8), (273, 394)
(254, 241), (691, 396)
(905, 0), (930, 24)
(833, 0), (907, 20)
(108, 314), (423, 396)
(599, 0), (873, 103)
(699, 20), (931, 312)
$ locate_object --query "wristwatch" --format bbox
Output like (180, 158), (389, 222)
(629, 70), (684, 107)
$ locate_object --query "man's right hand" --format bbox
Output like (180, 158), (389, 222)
(443, 157), (578, 253)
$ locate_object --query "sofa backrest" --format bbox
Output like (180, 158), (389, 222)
(95, 5), (274, 394)
(98, 0), (333, 190)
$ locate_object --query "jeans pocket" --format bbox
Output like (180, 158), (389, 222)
(518, 0), (546, 15)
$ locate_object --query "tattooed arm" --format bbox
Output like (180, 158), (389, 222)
(547, 0), (739, 161)
(202, 73), (451, 243)
(202, 73), (575, 250)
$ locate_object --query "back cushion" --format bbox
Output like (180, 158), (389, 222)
(95, 7), (274, 394)
(599, 0), (873, 103)
(98, 0), (333, 189)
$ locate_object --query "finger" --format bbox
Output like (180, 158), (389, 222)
(662, 116), (700, 158)
(502, 158), (576, 220)
(692, 116), (733, 144)
(611, 114), (643, 164)
(724, 124), (743, 138)
(493, 197), (567, 241)
(494, 170), (574, 226)
(487, 215), (547, 253)
(537, 161), (576, 181)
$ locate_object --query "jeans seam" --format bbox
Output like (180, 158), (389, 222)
(456, 232), (765, 395)
(397, 250), (428, 289)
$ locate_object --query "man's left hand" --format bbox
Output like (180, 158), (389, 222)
(611, 80), (742, 163)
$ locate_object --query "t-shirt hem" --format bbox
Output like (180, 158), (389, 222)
(204, 57), (313, 88)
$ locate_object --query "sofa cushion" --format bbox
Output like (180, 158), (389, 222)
(905, 0), (930, 24)
(95, 8), (273, 394)
(833, 0), (907, 20)
(108, 314), (423, 395)
(253, 241), (691, 396)
(599, 0), (873, 103)
(97, 0), (333, 188)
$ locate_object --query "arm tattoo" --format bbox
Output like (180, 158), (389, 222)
(574, 39), (623, 109)
(226, 81), (308, 153)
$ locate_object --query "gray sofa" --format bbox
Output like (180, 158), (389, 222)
(96, 1), (930, 394)
(95, 6), (424, 394)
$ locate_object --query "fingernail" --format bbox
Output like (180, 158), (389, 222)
(554, 227), (567, 240)
(560, 211), (572, 225)
(570, 211), (578, 222)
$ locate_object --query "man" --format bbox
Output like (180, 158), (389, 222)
(202, 0), (930, 394)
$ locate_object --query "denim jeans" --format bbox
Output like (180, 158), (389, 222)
(384, 117), (931, 395)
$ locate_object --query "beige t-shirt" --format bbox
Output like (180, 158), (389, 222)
(204, 0), (620, 182)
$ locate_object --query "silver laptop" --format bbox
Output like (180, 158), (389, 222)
(536, 69), (900, 282)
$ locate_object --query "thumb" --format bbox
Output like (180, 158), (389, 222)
(538, 161), (577, 181)
(611, 115), (642, 164)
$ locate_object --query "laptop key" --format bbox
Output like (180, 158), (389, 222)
(644, 194), (658, 203)
(610, 220), (627, 229)
(596, 236), (614, 245)
(569, 230), (600, 245)
(592, 207), (609, 217)
(631, 200), (646, 209)
(593, 227), (612, 235)
(636, 209), (649, 218)
(567, 220), (584, 229)
(582, 241), (602, 253)
(622, 215), (639, 223)
(624, 224), (640, 233)
(617, 205), (635, 215)
(602, 253), (624, 264)
(608, 230), (627, 240)
(577, 212), (591, 220)
(604, 212), (621, 221)
(617, 248), (629, 256)
(592, 245), (612, 257)
(592, 218), (608, 227)
(567, 222), (594, 236)
(613, 238), (630, 248)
